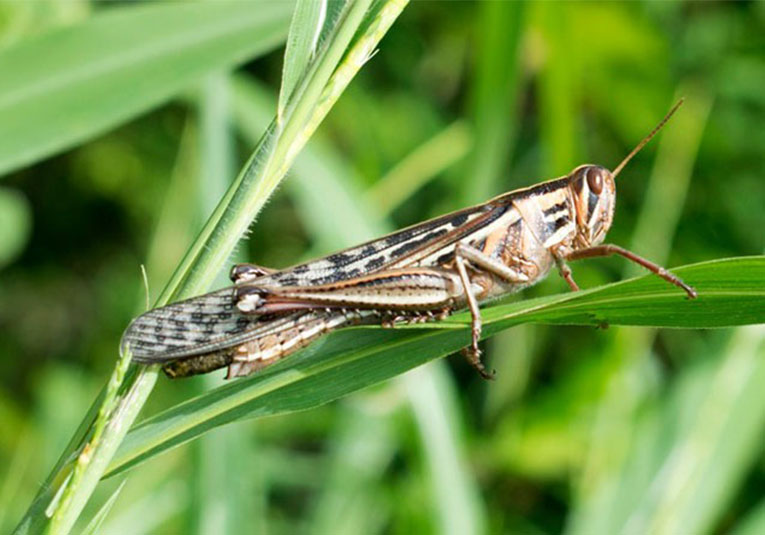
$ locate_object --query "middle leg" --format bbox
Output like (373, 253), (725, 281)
(451, 242), (534, 379)
(453, 251), (492, 379)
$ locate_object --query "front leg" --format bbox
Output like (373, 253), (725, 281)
(564, 244), (697, 298)
(550, 247), (580, 292)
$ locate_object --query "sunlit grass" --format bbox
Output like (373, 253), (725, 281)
(1, 2), (764, 534)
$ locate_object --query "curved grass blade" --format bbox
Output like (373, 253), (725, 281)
(0, 0), (293, 177)
(105, 256), (765, 477)
(80, 482), (125, 535)
(280, 0), (329, 118)
(618, 324), (765, 535)
(16, 3), (411, 533)
(234, 73), (486, 532)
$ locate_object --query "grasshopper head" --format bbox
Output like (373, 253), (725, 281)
(567, 99), (684, 248)
(570, 164), (616, 246)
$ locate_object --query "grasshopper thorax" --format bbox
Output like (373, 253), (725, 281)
(569, 164), (616, 247)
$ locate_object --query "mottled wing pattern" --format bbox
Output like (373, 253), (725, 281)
(122, 288), (260, 362)
(122, 197), (515, 364)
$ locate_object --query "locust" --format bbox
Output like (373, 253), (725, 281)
(121, 100), (696, 379)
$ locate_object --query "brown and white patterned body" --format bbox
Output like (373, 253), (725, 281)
(122, 102), (696, 379)
(122, 165), (625, 378)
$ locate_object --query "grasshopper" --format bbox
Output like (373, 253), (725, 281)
(122, 100), (696, 379)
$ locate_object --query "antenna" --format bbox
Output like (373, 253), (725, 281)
(611, 98), (684, 179)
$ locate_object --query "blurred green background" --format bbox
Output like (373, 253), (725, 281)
(1, 1), (764, 534)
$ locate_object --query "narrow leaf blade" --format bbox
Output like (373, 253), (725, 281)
(106, 256), (765, 477)
(0, 0), (293, 177)
(81, 481), (126, 535)
(279, 0), (327, 118)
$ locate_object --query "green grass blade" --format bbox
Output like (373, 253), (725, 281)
(189, 74), (239, 535)
(462, 0), (525, 202)
(619, 325), (765, 535)
(235, 72), (487, 533)
(80, 481), (125, 535)
(0, 0), (293, 178)
(232, 74), (380, 245)
(0, 426), (35, 533)
(99, 480), (187, 535)
(279, 0), (348, 120)
(105, 256), (765, 477)
(280, 0), (325, 116)
(0, 187), (31, 267)
(405, 365), (488, 535)
(473, 257), (765, 330)
(16, 2), (410, 532)
(566, 89), (714, 535)
(733, 500), (765, 535)
(159, 0), (378, 304)
(234, 74), (486, 533)
(308, 403), (396, 534)
(536, 2), (578, 176)
(42, 346), (132, 535)
(366, 120), (472, 218)
(279, 0), (351, 122)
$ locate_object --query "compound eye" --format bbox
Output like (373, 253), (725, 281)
(587, 167), (604, 194)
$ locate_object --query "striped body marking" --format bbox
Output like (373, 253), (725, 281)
(122, 101), (696, 379)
